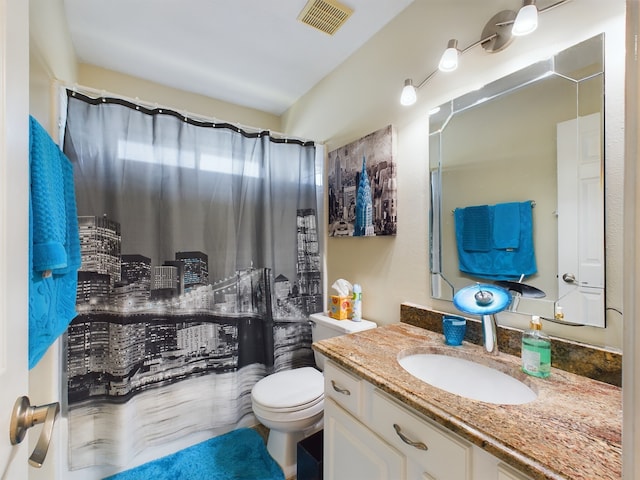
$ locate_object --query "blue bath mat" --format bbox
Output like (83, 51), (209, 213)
(104, 428), (284, 480)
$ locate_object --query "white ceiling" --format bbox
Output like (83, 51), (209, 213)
(63, 0), (415, 116)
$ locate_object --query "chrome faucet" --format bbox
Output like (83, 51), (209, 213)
(472, 286), (500, 354)
(481, 314), (499, 355)
(453, 283), (511, 356)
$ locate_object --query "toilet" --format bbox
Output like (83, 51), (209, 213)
(251, 312), (376, 477)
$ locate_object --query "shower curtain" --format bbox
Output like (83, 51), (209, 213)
(61, 90), (323, 470)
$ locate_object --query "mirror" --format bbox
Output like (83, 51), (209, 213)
(429, 34), (605, 327)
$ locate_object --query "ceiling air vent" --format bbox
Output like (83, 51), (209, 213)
(298, 0), (353, 36)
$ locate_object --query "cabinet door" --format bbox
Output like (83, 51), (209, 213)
(324, 398), (405, 480)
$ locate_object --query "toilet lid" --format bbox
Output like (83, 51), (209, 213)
(252, 367), (324, 410)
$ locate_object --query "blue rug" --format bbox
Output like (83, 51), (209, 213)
(104, 428), (284, 480)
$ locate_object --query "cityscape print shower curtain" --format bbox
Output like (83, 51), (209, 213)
(62, 90), (323, 470)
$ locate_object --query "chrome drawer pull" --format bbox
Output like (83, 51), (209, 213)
(393, 423), (428, 451)
(331, 380), (351, 396)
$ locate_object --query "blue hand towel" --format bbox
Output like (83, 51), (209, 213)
(493, 202), (521, 249)
(459, 205), (491, 252)
(29, 116), (81, 369)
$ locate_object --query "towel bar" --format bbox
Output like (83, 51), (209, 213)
(452, 200), (535, 214)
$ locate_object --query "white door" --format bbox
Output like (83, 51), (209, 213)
(556, 113), (605, 327)
(0, 0), (31, 478)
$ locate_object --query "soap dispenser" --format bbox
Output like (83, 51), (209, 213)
(521, 315), (551, 378)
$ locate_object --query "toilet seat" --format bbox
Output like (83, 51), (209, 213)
(252, 393), (324, 413)
(251, 367), (324, 411)
(252, 396), (324, 424)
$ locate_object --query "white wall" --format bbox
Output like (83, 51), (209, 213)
(77, 64), (282, 133)
(623, 2), (640, 475)
(282, 0), (626, 350)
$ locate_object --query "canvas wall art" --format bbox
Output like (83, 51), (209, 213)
(327, 124), (397, 237)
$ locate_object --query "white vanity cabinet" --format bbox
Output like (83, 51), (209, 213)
(323, 360), (534, 480)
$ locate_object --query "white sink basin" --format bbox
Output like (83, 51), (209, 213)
(398, 353), (537, 405)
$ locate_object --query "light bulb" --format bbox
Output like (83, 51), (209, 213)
(438, 39), (459, 72)
(512, 3), (538, 36)
(400, 79), (417, 106)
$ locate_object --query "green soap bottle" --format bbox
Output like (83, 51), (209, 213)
(521, 315), (551, 378)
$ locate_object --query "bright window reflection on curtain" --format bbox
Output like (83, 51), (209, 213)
(61, 90), (323, 472)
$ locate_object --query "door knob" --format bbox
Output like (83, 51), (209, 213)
(9, 396), (60, 468)
(562, 273), (576, 283)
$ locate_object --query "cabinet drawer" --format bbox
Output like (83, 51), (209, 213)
(369, 389), (472, 480)
(324, 361), (362, 416)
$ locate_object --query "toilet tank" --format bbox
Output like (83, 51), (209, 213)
(309, 312), (376, 370)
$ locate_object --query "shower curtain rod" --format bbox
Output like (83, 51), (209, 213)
(57, 81), (317, 146)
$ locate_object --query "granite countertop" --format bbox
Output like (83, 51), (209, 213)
(313, 322), (622, 480)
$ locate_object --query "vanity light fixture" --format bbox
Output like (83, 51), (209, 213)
(438, 39), (460, 72)
(400, 0), (572, 106)
(400, 79), (417, 106)
(512, 0), (538, 36)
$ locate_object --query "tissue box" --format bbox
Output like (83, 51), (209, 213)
(329, 295), (352, 320)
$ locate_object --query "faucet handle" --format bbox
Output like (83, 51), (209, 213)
(474, 285), (494, 306)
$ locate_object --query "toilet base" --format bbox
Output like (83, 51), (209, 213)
(265, 419), (324, 478)
(267, 429), (305, 478)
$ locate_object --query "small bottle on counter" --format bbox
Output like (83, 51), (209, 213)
(352, 284), (362, 321)
(521, 315), (551, 378)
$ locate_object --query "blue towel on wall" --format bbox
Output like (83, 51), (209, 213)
(29, 116), (81, 369)
(454, 201), (536, 280)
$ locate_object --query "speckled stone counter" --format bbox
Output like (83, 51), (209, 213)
(313, 323), (622, 480)
(400, 303), (622, 386)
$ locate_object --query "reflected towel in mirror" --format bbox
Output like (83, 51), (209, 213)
(454, 201), (536, 280)
(462, 205), (491, 251)
(493, 202), (521, 249)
